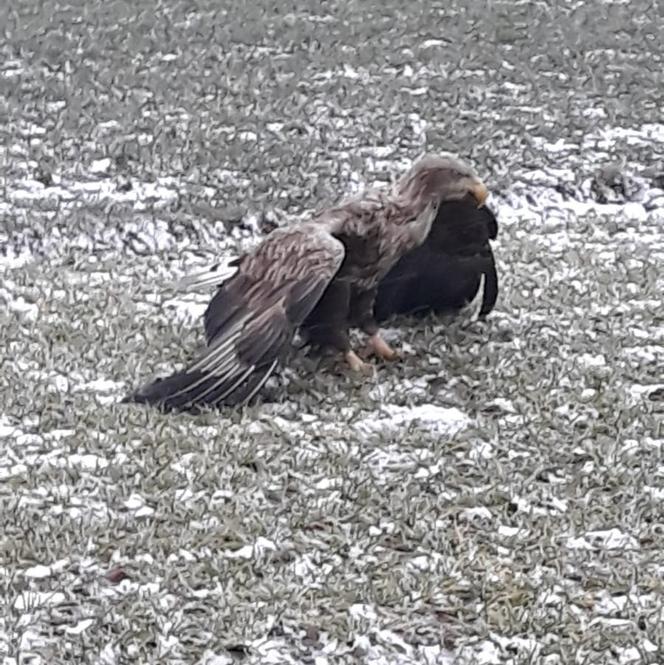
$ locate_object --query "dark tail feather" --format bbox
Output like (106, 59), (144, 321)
(121, 370), (217, 412)
(122, 362), (278, 413)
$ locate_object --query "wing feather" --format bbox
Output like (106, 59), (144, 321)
(125, 223), (345, 411)
(176, 256), (242, 292)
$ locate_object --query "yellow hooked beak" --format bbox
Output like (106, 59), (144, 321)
(471, 179), (489, 208)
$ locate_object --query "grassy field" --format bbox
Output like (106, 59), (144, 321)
(1, 0), (663, 663)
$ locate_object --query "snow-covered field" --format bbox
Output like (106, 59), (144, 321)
(1, 1), (663, 663)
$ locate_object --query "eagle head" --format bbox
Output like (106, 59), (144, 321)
(396, 153), (489, 210)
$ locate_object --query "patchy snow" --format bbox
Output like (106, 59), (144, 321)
(223, 537), (277, 560)
(123, 494), (155, 517)
(6, 297), (39, 321)
(0, 250), (33, 270)
(198, 653), (234, 665)
(162, 297), (209, 324)
(291, 553), (335, 585)
(13, 591), (67, 611)
(75, 379), (125, 394)
(66, 453), (109, 471)
(0, 59), (25, 78)
(594, 122), (664, 146)
(628, 383), (664, 400)
(8, 174), (180, 209)
(566, 528), (639, 551)
(460, 507), (493, 521)
(0, 462), (29, 481)
(616, 643), (660, 664)
(354, 404), (471, 436)
(65, 618), (96, 636)
(0, 416), (20, 438)
(23, 559), (69, 579)
(89, 157), (112, 174)
(576, 353), (608, 370)
(511, 494), (568, 516)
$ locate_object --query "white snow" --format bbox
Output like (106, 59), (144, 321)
(628, 383), (664, 400)
(123, 494), (155, 517)
(89, 157), (112, 174)
(198, 652), (234, 665)
(76, 379), (125, 394)
(13, 591), (66, 610)
(354, 404), (471, 436)
(7, 173), (180, 210)
(162, 297), (208, 324)
(566, 528), (639, 551)
(0, 416), (20, 438)
(66, 454), (109, 470)
(223, 537), (277, 560)
(7, 297), (39, 321)
(65, 618), (96, 635)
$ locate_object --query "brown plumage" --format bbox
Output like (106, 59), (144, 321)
(123, 153), (488, 411)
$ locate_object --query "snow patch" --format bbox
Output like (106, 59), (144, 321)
(566, 528), (639, 551)
(76, 379), (125, 394)
(22, 559), (69, 579)
(90, 157), (112, 174)
(223, 537), (277, 560)
(13, 591), (66, 610)
(354, 404), (471, 436)
(123, 494), (155, 518)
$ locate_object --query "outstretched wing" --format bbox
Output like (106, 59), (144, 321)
(125, 223), (345, 411)
(374, 199), (499, 321)
(175, 256), (242, 293)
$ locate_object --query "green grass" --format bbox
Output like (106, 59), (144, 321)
(1, 0), (663, 663)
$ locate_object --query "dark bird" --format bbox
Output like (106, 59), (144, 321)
(372, 196), (499, 322)
(123, 153), (489, 412)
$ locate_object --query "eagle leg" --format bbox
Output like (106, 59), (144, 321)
(350, 286), (400, 362)
(300, 278), (375, 374)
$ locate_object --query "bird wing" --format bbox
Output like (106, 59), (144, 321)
(175, 256), (242, 292)
(126, 223), (345, 411)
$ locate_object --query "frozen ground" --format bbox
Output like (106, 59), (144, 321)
(1, 0), (663, 663)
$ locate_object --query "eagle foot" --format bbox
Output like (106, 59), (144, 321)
(367, 333), (400, 361)
(344, 350), (375, 375)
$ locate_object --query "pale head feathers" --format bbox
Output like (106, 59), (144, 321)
(395, 152), (489, 210)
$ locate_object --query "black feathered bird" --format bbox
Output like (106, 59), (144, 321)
(372, 196), (499, 322)
(123, 153), (489, 412)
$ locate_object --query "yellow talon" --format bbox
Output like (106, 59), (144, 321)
(367, 333), (399, 361)
(344, 350), (375, 375)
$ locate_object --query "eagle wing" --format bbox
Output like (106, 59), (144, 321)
(374, 199), (499, 320)
(126, 223), (345, 411)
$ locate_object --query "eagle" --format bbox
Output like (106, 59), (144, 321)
(372, 196), (499, 322)
(123, 153), (489, 412)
